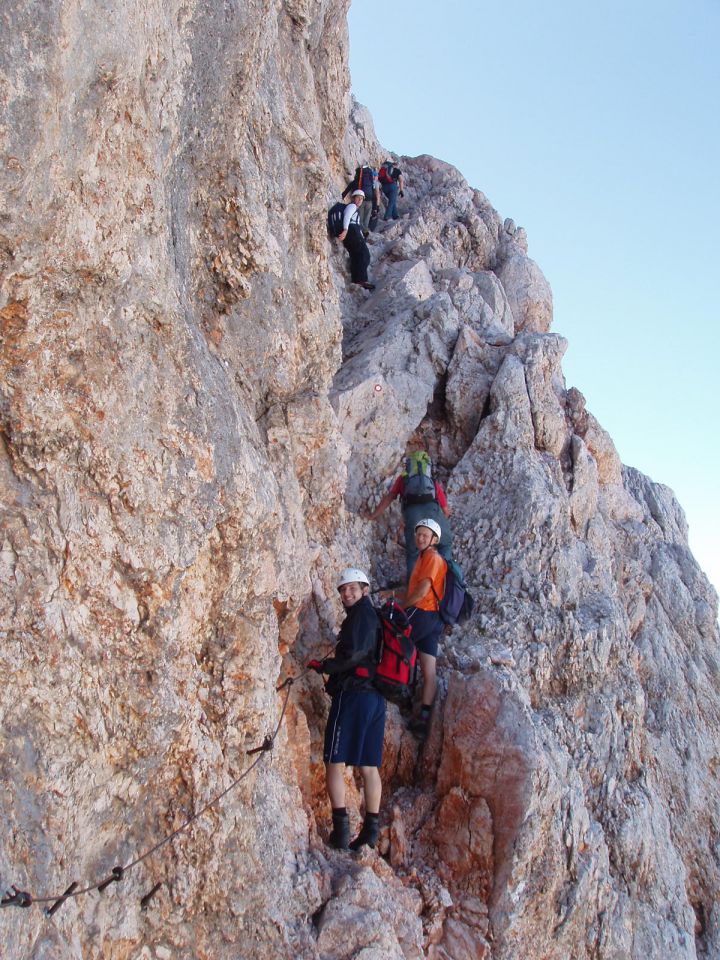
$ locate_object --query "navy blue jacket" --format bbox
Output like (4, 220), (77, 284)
(322, 595), (379, 693)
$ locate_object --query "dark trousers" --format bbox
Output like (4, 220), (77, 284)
(343, 225), (370, 283)
(382, 181), (399, 220)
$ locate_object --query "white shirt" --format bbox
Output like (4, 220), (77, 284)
(342, 202), (360, 231)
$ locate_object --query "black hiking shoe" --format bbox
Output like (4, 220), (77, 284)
(409, 715), (429, 740)
(328, 811), (350, 850)
(349, 814), (379, 851)
(353, 280), (376, 291)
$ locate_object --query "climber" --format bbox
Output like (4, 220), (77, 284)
(307, 567), (386, 851)
(338, 191), (375, 291)
(383, 519), (446, 740)
(378, 158), (404, 221)
(342, 164), (380, 236)
(367, 451), (453, 580)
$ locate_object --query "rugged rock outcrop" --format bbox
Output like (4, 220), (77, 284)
(1, 3), (718, 959)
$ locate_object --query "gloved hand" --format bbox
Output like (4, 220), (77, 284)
(372, 205), (379, 216)
(307, 659), (324, 672)
(399, 190), (404, 198)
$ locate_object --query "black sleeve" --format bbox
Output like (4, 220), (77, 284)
(322, 649), (366, 675)
(321, 604), (378, 674)
(342, 180), (353, 199)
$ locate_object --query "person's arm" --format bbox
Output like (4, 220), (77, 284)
(321, 650), (365, 674)
(338, 202), (356, 241)
(435, 481), (452, 518)
(367, 475), (402, 520)
(398, 173), (405, 196)
(398, 577), (432, 609)
(368, 489), (394, 520)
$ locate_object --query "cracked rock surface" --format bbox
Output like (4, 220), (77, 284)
(1, 2), (718, 959)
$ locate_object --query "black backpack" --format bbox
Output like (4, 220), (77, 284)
(355, 165), (375, 198)
(327, 201), (346, 237)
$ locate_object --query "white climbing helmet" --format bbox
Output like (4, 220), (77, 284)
(337, 567), (370, 590)
(414, 518), (441, 541)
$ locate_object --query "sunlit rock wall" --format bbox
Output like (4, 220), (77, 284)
(2, 2), (719, 960)
(1, 1), (356, 957)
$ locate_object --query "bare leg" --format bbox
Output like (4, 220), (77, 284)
(326, 763), (346, 808)
(419, 652), (437, 706)
(359, 766), (382, 814)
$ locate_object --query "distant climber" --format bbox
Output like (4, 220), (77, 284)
(382, 519), (446, 740)
(378, 158), (404, 221)
(368, 168), (381, 232)
(307, 567), (385, 851)
(337, 191), (375, 291)
(342, 164), (380, 236)
(368, 451), (452, 579)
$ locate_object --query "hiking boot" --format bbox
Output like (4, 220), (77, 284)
(409, 715), (429, 740)
(349, 814), (379, 851)
(328, 811), (350, 850)
(353, 280), (376, 291)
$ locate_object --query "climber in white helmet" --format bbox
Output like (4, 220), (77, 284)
(337, 190), (375, 291)
(382, 518), (447, 740)
(341, 163), (379, 235)
(307, 566), (386, 851)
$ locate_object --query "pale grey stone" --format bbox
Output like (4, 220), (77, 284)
(1, 4), (718, 960)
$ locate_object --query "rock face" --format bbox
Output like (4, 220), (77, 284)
(1, 3), (718, 960)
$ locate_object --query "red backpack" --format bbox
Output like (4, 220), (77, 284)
(378, 164), (395, 185)
(370, 600), (417, 706)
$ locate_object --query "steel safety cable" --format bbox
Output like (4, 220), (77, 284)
(1, 678), (296, 911)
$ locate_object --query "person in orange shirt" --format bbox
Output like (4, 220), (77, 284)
(389, 518), (447, 740)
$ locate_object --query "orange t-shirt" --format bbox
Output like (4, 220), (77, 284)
(408, 549), (447, 612)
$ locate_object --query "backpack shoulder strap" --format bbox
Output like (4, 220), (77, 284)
(428, 555), (448, 611)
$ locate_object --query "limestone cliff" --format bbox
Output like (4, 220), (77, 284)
(1, 3), (718, 959)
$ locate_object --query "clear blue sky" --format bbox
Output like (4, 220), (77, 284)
(348, 0), (720, 597)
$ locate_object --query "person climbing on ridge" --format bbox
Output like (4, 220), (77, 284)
(368, 451), (452, 580)
(381, 519), (446, 741)
(342, 164), (380, 236)
(367, 164), (381, 233)
(338, 190), (376, 291)
(378, 157), (404, 221)
(307, 567), (386, 851)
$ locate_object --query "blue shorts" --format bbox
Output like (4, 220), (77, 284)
(407, 607), (443, 658)
(323, 688), (386, 767)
